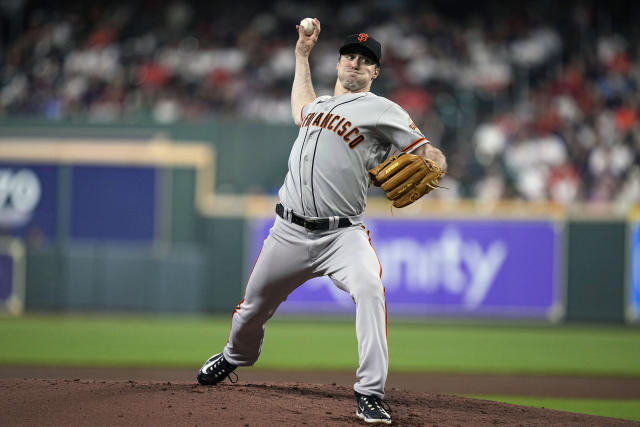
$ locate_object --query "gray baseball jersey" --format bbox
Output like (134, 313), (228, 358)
(278, 91), (429, 219)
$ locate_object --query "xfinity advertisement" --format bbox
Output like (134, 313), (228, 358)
(249, 218), (561, 319)
(630, 222), (640, 322)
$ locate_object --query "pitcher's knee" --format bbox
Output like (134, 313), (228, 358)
(350, 278), (386, 305)
(234, 297), (279, 323)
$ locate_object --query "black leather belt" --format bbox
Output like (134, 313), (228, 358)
(276, 203), (352, 231)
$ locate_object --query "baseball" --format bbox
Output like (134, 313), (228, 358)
(300, 18), (314, 35)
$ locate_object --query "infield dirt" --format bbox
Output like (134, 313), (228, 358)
(0, 367), (640, 427)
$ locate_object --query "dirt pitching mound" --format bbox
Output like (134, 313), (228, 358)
(2, 379), (638, 426)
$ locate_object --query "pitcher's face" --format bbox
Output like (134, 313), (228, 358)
(336, 53), (379, 92)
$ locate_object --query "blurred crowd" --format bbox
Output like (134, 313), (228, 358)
(1, 0), (639, 204)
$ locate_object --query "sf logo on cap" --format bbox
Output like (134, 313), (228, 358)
(358, 33), (369, 42)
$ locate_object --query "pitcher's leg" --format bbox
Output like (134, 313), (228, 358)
(352, 277), (388, 399)
(224, 220), (313, 366)
(325, 227), (388, 399)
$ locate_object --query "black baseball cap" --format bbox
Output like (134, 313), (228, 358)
(339, 33), (382, 65)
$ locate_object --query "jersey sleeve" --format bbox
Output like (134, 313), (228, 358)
(302, 95), (332, 117)
(375, 103), (429, 152)
(301, 102), (313, 119)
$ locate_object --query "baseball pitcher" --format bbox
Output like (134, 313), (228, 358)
(197, 18), (447, 425)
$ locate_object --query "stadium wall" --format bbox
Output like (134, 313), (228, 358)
(0, 120), (635, 323)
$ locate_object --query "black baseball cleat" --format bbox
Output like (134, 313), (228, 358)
(197, 353), (238, 385)
(355, 391), (392, 424)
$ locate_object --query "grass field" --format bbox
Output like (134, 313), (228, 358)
(469, 395), (640, 422)
(1, 314), (640, 420)
(2, 315), (639, 374)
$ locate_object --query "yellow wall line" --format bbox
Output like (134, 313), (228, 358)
(0, 137), (217, 215)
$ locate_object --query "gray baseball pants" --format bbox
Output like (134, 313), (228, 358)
(223, 215), (389, 399)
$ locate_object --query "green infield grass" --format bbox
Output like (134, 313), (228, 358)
(0, 315), (639, 376)
(470, 396), (640, 422)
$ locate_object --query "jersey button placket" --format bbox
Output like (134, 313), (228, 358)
(301, 138), (315, 216)
(302, 155), (309, 185)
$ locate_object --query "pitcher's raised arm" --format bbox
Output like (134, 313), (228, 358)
(291, 18), (321, 126)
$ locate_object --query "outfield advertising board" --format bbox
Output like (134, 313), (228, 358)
(0, 164), (57, 240)
(629, 222), (640, 322)
(249, 217), (562, 320)
(0, 163), (157, 242)
(70, 166), (156, 241)
(0, 238), (25, 315)
(0, 252), (14, 301)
